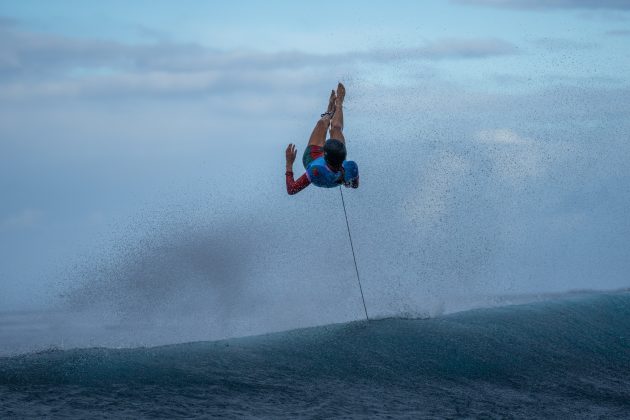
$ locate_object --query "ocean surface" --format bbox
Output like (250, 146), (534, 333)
(1, 290), (629, 418)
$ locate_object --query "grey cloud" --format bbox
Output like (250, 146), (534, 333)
(360, 38), (518, 60)
(133, 24), (172, 42)
(454, 0), (630, 9)
(532, 37), (596, 50)
(491, 73), (532, 85)
(0, 28), (135, 76)
(0, 68), (334, 100)
(490, 72), (623, 86)
(0, 16), (18, 27)
(0, 25), (518, 99)
(0, 24), (518, 81)
(606, 29), (630, 35)
(0, 209), (44, 232)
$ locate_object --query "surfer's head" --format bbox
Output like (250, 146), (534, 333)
(324, 139), (346, 168)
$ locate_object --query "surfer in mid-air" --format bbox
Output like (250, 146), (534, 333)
(285, 82), (359, 195)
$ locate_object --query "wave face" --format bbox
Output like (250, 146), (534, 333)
(1, 291), (629, 418)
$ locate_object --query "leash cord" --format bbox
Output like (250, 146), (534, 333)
(339, 187), (369, 322)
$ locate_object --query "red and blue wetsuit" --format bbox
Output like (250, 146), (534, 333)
(286, 145), (359, 195)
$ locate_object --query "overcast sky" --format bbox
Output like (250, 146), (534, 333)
(1, 1), (629, 329)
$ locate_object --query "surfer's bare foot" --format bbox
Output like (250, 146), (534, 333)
(327, 89), (336, 114)
(336, 82), (345, 106)
(329, 83), (345, 142)
(321, 89), (336, 119)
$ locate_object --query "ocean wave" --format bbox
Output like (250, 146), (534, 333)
(2, 290), (628, 389)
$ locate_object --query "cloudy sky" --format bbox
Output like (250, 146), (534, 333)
(1, 1), (629, 330)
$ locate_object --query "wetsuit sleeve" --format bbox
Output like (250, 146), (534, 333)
(286, 171), (311, 195)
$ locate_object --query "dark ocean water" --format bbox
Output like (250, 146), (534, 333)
(1, 291), (629, 418)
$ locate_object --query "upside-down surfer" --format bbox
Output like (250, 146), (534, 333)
(285, 83), (359, 195)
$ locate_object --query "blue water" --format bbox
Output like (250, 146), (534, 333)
(1, 291), (629, 418)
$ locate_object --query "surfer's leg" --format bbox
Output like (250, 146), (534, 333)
(306, 116), (330, 148)
(329, 82), (345, 143)
(303, 115), (329, 169)
(307, 90), (336, 147)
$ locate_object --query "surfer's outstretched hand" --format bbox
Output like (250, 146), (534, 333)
(285, 143), (297, 167)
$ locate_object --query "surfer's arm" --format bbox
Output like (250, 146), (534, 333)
(286, 171), (310, 195)
(285, 143), (310, 195)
